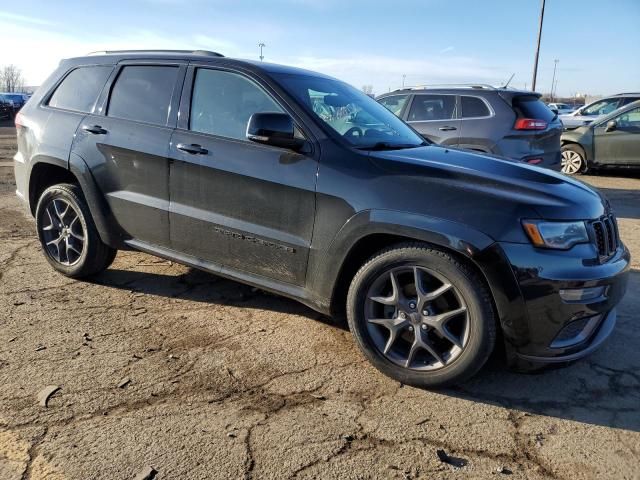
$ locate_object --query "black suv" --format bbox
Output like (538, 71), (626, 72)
(14, 50), (629, 387)
(377, 86), (562, 170)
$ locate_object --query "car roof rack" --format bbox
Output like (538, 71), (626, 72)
(86, 49), (224, 57)
(402, 83), (498, 91)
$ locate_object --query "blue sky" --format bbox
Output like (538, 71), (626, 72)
(1, 0), (638, 96)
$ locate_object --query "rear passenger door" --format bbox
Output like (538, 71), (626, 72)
(167, 66), (318, 286)
(405, 94), (460, 146)
(71, 61), (185, 249)
(456, 95), (496, 153)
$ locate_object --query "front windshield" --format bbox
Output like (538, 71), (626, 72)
(273, 73), (425, 149)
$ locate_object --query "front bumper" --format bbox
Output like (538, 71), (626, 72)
(484, 241), (629, 365)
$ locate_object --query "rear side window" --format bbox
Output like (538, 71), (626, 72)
(190, 68), (284, 140)
(512, 96), (555, 122)
(461, 96), (490, 118)
(378, 95), (409, 116)
(408, 95), (456, 121)
(48, 66), (113, 113)
(108, 66), (178, 126)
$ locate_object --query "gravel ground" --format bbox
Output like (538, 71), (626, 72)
(0, 123), (638, 479)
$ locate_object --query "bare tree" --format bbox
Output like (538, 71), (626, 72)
(0, 65), (25, 92)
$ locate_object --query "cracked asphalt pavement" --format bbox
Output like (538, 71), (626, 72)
(0, 124), (638, 479)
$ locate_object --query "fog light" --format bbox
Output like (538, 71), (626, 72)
(551, 315), (602, 349)
(559, 286), (606, 303)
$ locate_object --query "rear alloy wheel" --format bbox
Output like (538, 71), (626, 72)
(561, 145), (586, 175)
(36, 184), (117, 278)
(347, 244), (496, 388)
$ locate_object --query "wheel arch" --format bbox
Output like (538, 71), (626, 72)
(28, 158), (78, 216)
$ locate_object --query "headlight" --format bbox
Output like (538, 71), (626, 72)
(522, 220), (589, 249)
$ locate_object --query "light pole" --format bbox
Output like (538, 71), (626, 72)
(258, 42), (265, 62)
(531, 0), (546, 91)
(550, 59), (559, 101)
(402, 74), (406, 88)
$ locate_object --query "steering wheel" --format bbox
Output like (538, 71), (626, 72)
(344, 126), (364, 138)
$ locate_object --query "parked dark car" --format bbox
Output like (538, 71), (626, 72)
(14, 50), (629, 387)
(560, 93), (640, 130)
(561, 100), (640, 174)
(0, 92), (28, 113)
(0, 96), (12, 119)
(377, 86), (563, 170)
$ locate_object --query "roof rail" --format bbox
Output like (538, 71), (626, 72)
(86, 49), (224, 57)
(401, 83), (498, 91)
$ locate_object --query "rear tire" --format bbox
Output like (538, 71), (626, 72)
(35, 183), (117, 278)
(346, 243), (496, 388)
(561, 144), (588, 175)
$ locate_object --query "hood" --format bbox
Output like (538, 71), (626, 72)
(369, 145), (607, 221)
(560, 113), (599, 128)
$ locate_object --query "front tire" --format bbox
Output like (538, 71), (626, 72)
(35, 183), (117, 278)
(346, 243), (496, 388)
(561, 144), (587, 175)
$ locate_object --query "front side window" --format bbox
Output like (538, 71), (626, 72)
(190, 69), (284, 140)
(273, 73), (425, 149)
(461, 96), (490, 118)
(378, 95), (409, 116)
(407, 95), (456, 122)
(614, 107), (640, 129)
(48, 66), (113, 113)
(582, 98), (621, 116)
(108, 65), (178, 126)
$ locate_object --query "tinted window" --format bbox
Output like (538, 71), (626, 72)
(461, 96), (490, 118)
(582, 98), (621, 116)
(48, 66), (113, 113)
(408, 95), (456, 121)
(190, 69), (284, 140)
(108, 66), (178, 126)
(513, 96), (555, 122)
(378, 95), (409, 116)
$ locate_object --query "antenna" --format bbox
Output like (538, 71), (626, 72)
(503, 73), (516, 89)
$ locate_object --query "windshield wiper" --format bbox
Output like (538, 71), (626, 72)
(356, 141), (425, 151)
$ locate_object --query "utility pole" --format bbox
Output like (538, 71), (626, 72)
(531, 0), (546, 92)
(258, 42), (265, 62)
(550, 59), (559, 101)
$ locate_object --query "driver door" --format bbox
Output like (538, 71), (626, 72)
(168, 66), (318, 286)
(594, 106), (640, 166)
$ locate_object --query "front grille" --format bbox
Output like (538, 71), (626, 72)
(590, 214), (619, 260)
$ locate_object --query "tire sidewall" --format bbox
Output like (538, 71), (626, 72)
(35, 185), (93, 277)
(561, 145), (586, 175)
(347, 247), (494, 388)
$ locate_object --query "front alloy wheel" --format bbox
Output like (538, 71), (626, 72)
(561, 147), (585, 175)
(347, 244), (496, 388)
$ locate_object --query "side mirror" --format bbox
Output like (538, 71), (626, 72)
(605, 120), (617, 132)
(246, 112), (304, 150)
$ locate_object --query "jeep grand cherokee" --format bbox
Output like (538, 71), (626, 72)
(13, 50), (629, 387)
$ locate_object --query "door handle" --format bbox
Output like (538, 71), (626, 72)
(438, 126), (457, 131)
(176, 143), (208, 155)
(82, 125), (108, 135)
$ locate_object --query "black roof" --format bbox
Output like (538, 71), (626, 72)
(63, 50), (335, 79)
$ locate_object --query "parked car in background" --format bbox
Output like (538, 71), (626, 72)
(0, 92), (28, 113)
(561, 100), (640, 174)
(560, 93), (640, 130)
(547, 102), (575, 115)
(0, 96), (13, 119)
(377, 85), (563, 170)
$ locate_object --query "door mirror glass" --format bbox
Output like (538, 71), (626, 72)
(246, 112), (304, 150)
(605, 120), (617, 132)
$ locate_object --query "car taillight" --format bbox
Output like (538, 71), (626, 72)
(514, 118), (547, 130)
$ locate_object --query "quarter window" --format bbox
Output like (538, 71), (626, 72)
(378, 95), (409, 116)
(190, 69), (284, 140)
(408, 95), (456, 121)
(108, 66), (179, 126)
(461, 96), (490, 118)
(48, 66), (113, 113)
